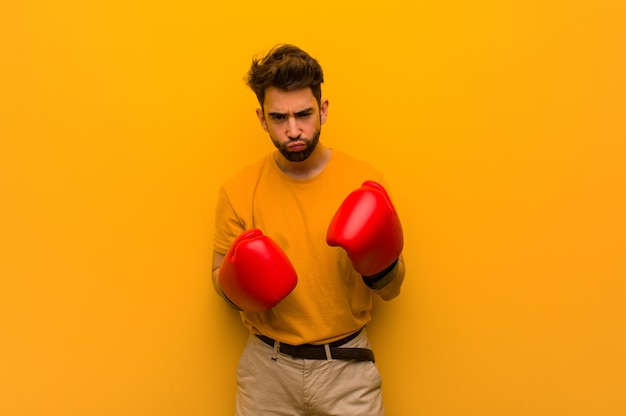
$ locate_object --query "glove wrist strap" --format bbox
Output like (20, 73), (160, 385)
(220, 289), (244, 311)
(362, 258), (399, 290)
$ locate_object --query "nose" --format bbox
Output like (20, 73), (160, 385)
(286, 116), (301, 139)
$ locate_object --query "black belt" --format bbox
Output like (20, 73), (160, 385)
(256, 328), (375, 362)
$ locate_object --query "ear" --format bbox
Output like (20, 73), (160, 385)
(320, 98), (329, 125)
(256, 108), (269, 133)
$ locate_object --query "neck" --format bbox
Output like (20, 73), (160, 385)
(274, 143), (332, 180)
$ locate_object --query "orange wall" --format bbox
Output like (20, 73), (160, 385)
(1, 1), (625, 415)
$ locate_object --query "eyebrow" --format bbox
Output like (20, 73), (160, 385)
(295, 108), (314, 116)
(268, 108), (314, 118)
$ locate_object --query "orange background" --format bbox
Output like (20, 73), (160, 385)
(1, 1), (625, 415)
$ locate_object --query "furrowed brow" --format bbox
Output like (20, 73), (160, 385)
(295, 108), (314, 116)
(267, 108), (314, 119)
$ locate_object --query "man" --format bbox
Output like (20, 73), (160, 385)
(212, 44), (406, 415)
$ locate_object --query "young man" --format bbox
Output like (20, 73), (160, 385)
(212, 44), (406, 415)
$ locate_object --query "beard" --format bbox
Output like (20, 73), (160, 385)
(272, 129), (321, 162)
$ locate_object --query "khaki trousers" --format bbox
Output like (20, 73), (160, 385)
(235, 328), (385, 416)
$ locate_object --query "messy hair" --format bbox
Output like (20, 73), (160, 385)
(245, 44), (324, 109)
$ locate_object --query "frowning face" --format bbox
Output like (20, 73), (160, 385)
(257, 87), (328, 162)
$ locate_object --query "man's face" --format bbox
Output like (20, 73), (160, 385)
(257, 87), (328, 162)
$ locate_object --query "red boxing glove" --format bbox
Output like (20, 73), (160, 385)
(218, 229), (297, 312)
(326, 181), (403, 277)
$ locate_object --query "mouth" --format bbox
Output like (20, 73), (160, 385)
(287, 142), (307, 152)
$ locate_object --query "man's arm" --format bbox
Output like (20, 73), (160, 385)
(212, 250), (242, 310)
(212, 251), (225, 295)
(327, 181), (406, 301)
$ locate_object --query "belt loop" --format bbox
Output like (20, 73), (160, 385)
(324, 344), (332, 361)
(271, 340), (280, 361)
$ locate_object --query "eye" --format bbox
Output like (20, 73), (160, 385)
(296, 112), (313, 119)
(271, 114), (286, 121)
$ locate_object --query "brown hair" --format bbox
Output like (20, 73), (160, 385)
(245, 44), (324, 109)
